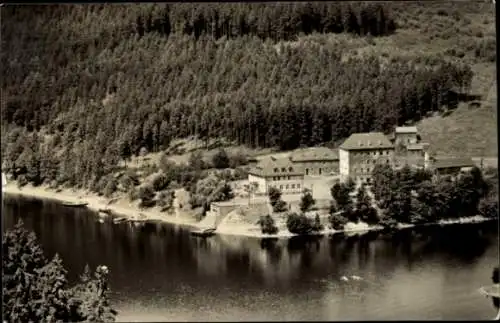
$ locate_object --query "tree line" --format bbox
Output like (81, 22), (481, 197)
(0, 4), (475, 193)
(259, 165), (497, 236)
(134, 2), (396, 40)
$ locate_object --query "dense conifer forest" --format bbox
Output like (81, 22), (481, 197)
(0, 2), (495, 192)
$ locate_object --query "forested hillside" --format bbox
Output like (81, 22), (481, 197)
(1, 2), (496, 192)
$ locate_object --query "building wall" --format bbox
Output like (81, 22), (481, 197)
(395, 149), (425, 168)
(348, 148), (395, 183)
(266, 177), (304, 194)
(339, 149), (350, 179)
(395, 133), (418, 146)
(293, 160), (339, 176)
(248, 174), (268, 194)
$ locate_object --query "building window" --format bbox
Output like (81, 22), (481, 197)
(306, 168), (309, 175)
(280, 185), (283, 189)
(319, 168), (322, 175)
(289, 167), (293, 172)
(297, 184), (300, 189)
(286, 184), (289, 189)
(274, 168), (278, 173)
(291, 184), (295, 189)
(281, 168), (286, 172)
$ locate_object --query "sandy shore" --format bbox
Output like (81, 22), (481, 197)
(3, 182), (495, 239)
(3, 183), (199, 227)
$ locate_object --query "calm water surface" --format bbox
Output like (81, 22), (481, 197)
(2, 195), (499, 321)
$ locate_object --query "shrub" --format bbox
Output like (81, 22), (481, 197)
(232, 167), (247, 181)
(359, 206), (379, 225)
(228, 151), (248, 168)
(311, 213), (324, 232)
(157, 190), (175, 210)
(16, 174), (28, 188)
(258, 215), (279, 235)
(286, 212), (313, 235)
(328, 213), (348, 230)
(479, 197), (498, 219)
(268, 186), (288, 212)
(379, 214), (398, 230)
(299, 189), (316, 213)
(151, 172), (170, 192)
(212, 148), (230, 169)
(138, 184), (156, 208)
(128, 187), (140, 201)
(274, 200), (288, 213)
(103, 177), (118, 198)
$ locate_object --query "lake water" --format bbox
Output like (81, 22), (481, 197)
(2, 195), (499, 321)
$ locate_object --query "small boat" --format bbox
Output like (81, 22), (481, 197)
(98, 218), (105, 224)
(340, 276), (349, 282)
(62, 201), (88, 208)
(113, 217), (127, 224)
(98, 208), (113, 216)
(350, 275), (362, 281)
(190, 228), (216, 238)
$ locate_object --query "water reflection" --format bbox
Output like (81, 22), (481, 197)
(2, 195), (497, 321)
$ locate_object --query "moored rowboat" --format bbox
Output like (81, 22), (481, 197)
(62, 201), (88, 208)
(190, 228), (216, 238)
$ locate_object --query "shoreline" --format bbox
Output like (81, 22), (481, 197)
(3, 183), (496, 239)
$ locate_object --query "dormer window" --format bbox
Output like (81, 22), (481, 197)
(289, 167), (293, 172)
(358, 141), (363, 147)
(281, 167), (286, 172)
(367, 141), (372, 146)
(378, 140), (382, 146)
(274, 168), (278, 173)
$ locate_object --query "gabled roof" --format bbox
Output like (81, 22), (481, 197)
(290, 147), (339, 162)
(395, 126), (418, 134)
(339, 132), (394, 151)
(432, 157), (475, 169)
(247, 157), (304, 178)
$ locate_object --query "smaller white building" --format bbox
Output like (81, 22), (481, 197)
(247, 157), (305, 195)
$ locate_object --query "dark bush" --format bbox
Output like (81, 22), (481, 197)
(212, 148), (230, 169)
(17, 175), (28, 188)
(328, 213), (348, 230)
(258, 215), (279, 235)
(103, 177), (118, 198)
(311, 213), (324, 232)
(138, 184), (156, 208)
(152, 173), (170, 192)
(157, 190), (175, 210)
(286, 212), (313, 235)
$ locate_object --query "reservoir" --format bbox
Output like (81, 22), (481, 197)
(2, 195), (498, 321)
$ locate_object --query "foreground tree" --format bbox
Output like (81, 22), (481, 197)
(330, 181), (353, 211)
(299, 188), (316, 213)
(268, 186), (288, 212)
(258, 214), (279, 235)
(286, 212), (313, 235)
(355, 184), (379, 225)
(2, 220), (117, 322)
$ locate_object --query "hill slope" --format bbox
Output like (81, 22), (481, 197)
(0, 2), (496, 192)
